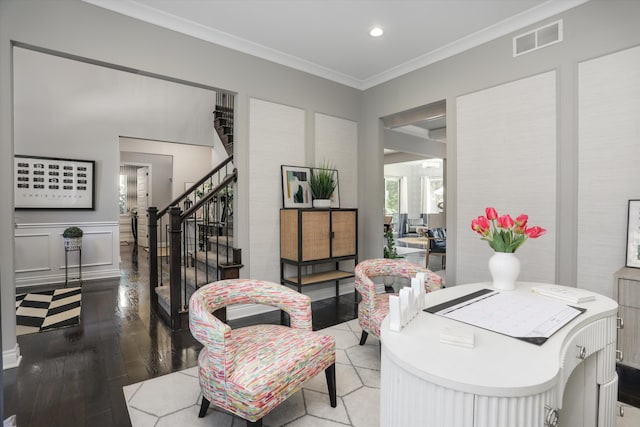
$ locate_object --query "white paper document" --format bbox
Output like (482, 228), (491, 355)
(425, 289), (584, 345)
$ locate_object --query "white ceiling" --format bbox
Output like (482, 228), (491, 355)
(84, 0), (589, 90)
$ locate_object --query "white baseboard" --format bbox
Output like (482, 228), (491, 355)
(3, 343), (22, 370)
(15, 268), (121, 290)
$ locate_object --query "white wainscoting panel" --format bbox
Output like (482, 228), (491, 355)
(578, 45), (640, 297)
(314, 113), (358, 209)
(15, 222), (120, 288)
(248, 98), (306, 283)
(15, 233), (50, 273)
(58, 230), (114, 269)
(456, 71), (557, 285)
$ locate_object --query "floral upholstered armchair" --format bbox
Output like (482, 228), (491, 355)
(189, 279), (337, 427)
(354, 258), (443, 345)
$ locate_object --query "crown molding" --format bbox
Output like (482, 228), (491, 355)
(360, 0), (590, 89)
(83, 0), (590, 91)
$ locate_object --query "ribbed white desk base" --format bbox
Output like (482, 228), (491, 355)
(382, 347), (556, 427)
(380, 282), (618, 427)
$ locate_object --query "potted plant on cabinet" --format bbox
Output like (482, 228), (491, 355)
(63, 226), (83, 250)
(310, 162), (336, 208)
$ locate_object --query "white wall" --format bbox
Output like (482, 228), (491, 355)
(577, 45), (640, 297)
(457, 71), (557, 285)
(120, 137), (215, 201)
(11, 48), (220, 290)
(314, 113), (359, 210)
(248, 98), (305, 286)
(13, 47), (218, 224)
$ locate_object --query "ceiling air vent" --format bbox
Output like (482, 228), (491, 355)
(513, 20), (562, 57)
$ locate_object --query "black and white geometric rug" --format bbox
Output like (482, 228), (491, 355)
(15, 287), (82, 336)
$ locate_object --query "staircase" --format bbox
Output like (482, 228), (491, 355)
(214, 92), (234, 156)
(148, 95), (240, 330)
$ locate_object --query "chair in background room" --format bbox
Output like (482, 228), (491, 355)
(426, 228), (446, 269)
(384, 215), (393, 234)
(354, 258), (443, 345)
(189, 279), (337, 427)
(405, 217), (425, 235)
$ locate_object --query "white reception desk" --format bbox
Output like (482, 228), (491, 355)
(380, 282), (619, 427)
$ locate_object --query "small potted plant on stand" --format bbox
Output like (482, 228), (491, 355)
(63, 226), (83, 250)
(310, 162), (336, 208)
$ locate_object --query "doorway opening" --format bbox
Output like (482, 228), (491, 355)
(382, 100), (446, 234)
(384, 176), (402, 235)
(381, 100), (446, 272)
(119, 163), (153, 248)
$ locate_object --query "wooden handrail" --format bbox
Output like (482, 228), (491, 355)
(181, 171), (236, 220)
(157, 154), (234, 218)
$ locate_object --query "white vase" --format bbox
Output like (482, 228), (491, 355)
(63, 237), (82, 250)
(313, 199), (331, 208)
(488, 252), (520, 291)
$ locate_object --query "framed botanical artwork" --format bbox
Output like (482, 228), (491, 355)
(281, 165), (312, 208)
(311, 167), (340, 208)
(626, 199), (640, 268)
(14, 155), (95, 209)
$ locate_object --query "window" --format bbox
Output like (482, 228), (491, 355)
(385, 176), (402, 229)
(119, 174), (127, 215)
(422, 176), (443, 214)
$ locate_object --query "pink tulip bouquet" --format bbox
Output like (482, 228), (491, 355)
(471, 207), (546, 253)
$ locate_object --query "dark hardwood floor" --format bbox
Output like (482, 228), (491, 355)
(3, 244), (358, 427)
(3, 243), (639, 426)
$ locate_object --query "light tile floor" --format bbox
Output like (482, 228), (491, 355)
(124, 319), (639, 427)
(124, 319), (380, 427)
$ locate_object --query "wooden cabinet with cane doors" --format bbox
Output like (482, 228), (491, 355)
(280, 208), (357, 296)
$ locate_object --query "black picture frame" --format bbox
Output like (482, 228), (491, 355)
(626, 199), (640, 268)
(14, 155), (96, 210)
(281, 165), (312, 208)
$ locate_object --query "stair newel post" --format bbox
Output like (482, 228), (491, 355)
(168, 206), (182, 330)
(148, 206), (159, 307)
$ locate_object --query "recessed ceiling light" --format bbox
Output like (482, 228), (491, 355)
(369, 27), (384, 37)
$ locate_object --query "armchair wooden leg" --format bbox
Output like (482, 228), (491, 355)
(359, 330), (368, 345)
(325, 363), (337, 407)
(248, 419), (263, 427)
(198, 396), (210, 418)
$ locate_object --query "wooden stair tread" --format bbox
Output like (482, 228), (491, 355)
(205, 235), (234, 245)
(192, 250), (240, 266)
(183, 266), (213, 287)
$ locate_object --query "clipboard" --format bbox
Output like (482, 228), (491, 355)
(424, 289), (586, 345)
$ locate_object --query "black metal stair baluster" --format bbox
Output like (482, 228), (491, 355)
(148, 207), (159, 307)
(157, 216), (164, 286)
(182, 220), (188, 311)
(168, 206), (182, 328)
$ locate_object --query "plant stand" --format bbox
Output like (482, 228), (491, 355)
(64, 245), (83, 287)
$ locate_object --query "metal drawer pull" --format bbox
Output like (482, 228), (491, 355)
(618, 404), (624, 417)
(616, 350), (624, 362)
(576, 345), (586, 359)
(544, 405), (559, 427)
(617, 317), (624, 329)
